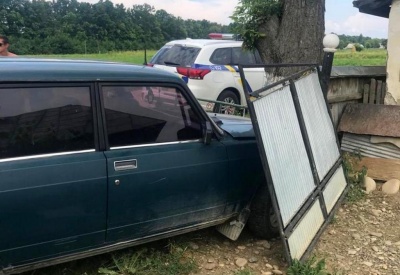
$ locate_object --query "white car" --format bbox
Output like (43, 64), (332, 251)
(148, 34), (267, 113)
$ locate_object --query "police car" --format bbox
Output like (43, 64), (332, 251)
(148, 33), (267, 113)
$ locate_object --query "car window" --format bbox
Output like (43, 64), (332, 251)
(148, 46), (171, 64)
(210, 48), (232, 65)
(102, 86), (203, 148)
(232, 47), (258, 65)
(150, 45), (200, 67)
(0, 86), (94, 159)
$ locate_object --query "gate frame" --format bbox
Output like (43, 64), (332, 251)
(239, 64), (349, 264)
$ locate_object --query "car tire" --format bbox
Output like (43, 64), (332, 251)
(213, 90), (239, 114)
(248, 184), (280, 240)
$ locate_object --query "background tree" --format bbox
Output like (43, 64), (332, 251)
(0, 0), (386, 55)
(232, 0), (325, 77)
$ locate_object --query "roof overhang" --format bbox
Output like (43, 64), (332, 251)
(353, 0), (391, 18)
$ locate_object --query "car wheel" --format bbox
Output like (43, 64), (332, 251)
(248, 184), (280, 240)
(213, 90), (239, 115)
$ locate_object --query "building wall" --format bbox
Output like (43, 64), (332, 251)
(386, 0), (400, 104)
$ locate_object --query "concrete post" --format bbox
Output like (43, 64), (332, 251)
(321, 34), (339, 95)
(386, 0), (400, 105)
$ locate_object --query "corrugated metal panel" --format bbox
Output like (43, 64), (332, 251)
(288, 199), (324, 260)
(296, 72), (340, 180)
(323, 167), (347, 213)
(253, 85), (315, 227)
(341, 133), (400, 159)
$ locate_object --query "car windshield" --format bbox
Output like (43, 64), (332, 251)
(150, 45), (200, 67)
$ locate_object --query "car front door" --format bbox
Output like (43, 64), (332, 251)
(0, 85), (107, 267)
(101, 84), (231, 242)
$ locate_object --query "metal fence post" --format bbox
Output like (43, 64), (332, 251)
(321, 34), (340, 95)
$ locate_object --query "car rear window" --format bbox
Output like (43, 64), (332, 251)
(0, 86), (94, 159)
(150, 45), (200, 67)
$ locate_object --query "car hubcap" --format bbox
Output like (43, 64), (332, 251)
(220, 97), (236, 114)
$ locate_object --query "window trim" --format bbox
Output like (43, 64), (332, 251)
(0, 149), (96, 163)
(110, 139), (202, 150)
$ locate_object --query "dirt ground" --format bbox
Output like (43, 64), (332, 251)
(19, 185), (400, 275)
(183, 185), (400, 275)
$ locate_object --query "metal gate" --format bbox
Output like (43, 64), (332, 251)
(239, 65), (348, 263)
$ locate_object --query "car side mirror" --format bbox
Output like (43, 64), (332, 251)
(203, 121), (213, 145)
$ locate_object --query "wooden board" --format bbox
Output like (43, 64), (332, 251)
(353, 156), (400, 181)
(369, 78), (376, 104)
(338, 103), (400, 137)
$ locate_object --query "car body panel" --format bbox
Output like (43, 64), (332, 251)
(105, 141), (231, 242)
(0, 58), (181, 83)
(209, 113), (255, 138)
(0, 152), (107, 266)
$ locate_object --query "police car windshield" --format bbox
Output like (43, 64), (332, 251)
(150, 45), (200, 67)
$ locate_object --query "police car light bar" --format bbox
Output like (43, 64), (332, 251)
(208, 33), (235, 40)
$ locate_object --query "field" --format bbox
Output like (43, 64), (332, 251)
(27, 48), (387, 66)
(28, 50), (157, 65)
(333, 48), (387, 66)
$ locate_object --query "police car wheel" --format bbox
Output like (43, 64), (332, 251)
(214, 90), (239, 114)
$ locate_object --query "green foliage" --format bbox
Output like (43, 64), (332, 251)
(234, 269), (254, 275)
(2, 0), (231, 55)
(98, 244), (196, 275)
(287, 256), (329, 275)
(342, 152), (367, 203)
(231, 0), (282, 49)
(337, 34), (385, 50)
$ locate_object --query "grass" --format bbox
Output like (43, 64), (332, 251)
(342, 151), (368, 203)
(98, 245), (196, 275)
(287, 257), (330, 275)
(24, 50), (157, 65)
(25, 239), (196, 275)
(22, 48), (387, 67)
(234, 269), (255, 275)
(333, 48), (387, 66)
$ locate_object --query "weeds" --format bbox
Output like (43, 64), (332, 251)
(342, 151), (368, 203)
(287, 256), (329, 275)
(98, 241), (196, 275)
(234, 269), (254, 275)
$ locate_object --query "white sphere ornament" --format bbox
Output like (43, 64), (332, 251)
(323, 33), (340, 52)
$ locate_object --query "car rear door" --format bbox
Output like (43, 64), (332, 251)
(150, 44), (201, 82)
(0, 84), (107, 267)
(100, 84), (231, 242)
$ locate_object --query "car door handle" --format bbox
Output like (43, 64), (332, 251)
(114, 159), (137, 171)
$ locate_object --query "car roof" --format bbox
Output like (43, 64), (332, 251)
(0, 58), (183, 83)
(164, 39), (243, 48)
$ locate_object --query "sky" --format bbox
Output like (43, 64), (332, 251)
(79, 0), (389, 39)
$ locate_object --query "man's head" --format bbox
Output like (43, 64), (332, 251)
(0, 35), (11, 56)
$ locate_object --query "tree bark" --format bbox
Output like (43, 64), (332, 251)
(256, 0), (325, 77)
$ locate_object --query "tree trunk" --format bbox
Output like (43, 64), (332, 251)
(256, 0), (325, 77)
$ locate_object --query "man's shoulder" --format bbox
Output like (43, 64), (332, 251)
(7, 52), (17, 57)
